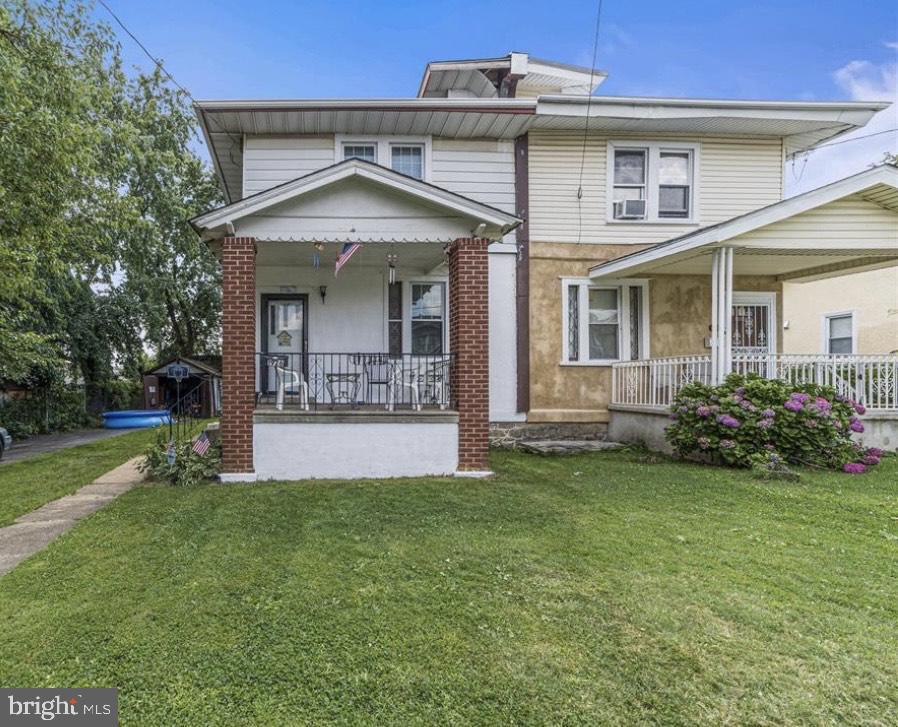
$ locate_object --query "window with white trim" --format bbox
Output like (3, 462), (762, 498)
(338, 137), (428, 180)
(609, 142), (697, 222)
(562, 280), (648, 364)
(342, 143), (376, 163)
(411, 282), (445, 354)
(825, 313), (854, 354)
(390, 144), (424, 179)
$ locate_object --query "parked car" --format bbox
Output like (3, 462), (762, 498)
(0, 427), (10, 460)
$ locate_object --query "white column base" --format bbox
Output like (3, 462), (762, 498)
(219, 472), (258, 483)
(454, 470), (494, 478)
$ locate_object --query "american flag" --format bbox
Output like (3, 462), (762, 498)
(192, 431), (211, 456)
(335, 242), (361, 276)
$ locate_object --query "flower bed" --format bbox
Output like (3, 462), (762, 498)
(666, 374), (880, 474)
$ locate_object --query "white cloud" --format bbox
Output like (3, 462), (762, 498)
(787, 46), (898, 196)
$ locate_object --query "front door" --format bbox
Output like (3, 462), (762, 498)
(262, 295), (307, 394)
(731, 295), (775, 356)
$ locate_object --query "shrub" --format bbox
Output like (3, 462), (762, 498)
(665, 374), (878, 473)
(141, 428), (221, 486)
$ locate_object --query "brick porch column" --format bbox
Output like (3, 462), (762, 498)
(221, 236), (256, 476)
(448, 237), (491, 473)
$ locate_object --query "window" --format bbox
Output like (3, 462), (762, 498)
(337, 137), (429, 180)
(391, 145), (424, 179)
(388, 282), (402, 356)
(411, 283), (444, 354)
(609, 142), (697, 223)
(826, 313), (854, 354)
(343, 144), (376, 163)
(562, 280), (648, 364)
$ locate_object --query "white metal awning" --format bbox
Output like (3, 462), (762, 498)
(589, 165), (898, 283)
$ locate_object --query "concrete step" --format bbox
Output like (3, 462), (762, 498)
(518, 440), (626, 456)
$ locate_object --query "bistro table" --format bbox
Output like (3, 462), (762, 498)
(325, 372), (362, 408)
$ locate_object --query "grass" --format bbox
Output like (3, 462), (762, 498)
(0, 428), (160, 526)
(0, 449), (897, 724)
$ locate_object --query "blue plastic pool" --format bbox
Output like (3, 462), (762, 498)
(102, 409), (171, 429)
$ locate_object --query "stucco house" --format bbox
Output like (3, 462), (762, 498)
(190, 52), (897, 481)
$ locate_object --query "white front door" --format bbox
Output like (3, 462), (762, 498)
(731, 294), (775, 356)
(264, 297), (306, 393)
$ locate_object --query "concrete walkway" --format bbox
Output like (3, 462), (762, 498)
(0, 427), (132, 465)
(0, 457), (146, 576)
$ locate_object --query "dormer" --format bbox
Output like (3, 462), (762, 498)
(417, 51), (607, 99)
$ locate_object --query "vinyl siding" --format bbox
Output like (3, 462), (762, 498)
(529, 129), (784, 245)
(241, 135), (516, 215)
(242, 136), (336, 197)
(737, 195), (898, 244)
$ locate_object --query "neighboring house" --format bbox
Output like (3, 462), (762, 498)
(782, 266), (898, 354)
(190, 51), (896, 481)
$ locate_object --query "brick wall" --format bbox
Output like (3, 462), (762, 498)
(221, 236), (256, 473)
(448, 237), (490, 471)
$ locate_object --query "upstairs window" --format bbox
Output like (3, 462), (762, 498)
(609, 142), (697, 223)
(391, 145), (424, 179)
(343, 144), (376, 163)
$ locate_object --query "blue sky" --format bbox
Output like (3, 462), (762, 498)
(100, 0), (897, 192)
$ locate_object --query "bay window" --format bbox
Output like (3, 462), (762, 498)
(563, 279), (648, 364)
(608, 142), (698, 223)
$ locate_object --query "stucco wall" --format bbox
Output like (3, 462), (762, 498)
(527, 241), (782, 422)
(782, 266), (898, 354)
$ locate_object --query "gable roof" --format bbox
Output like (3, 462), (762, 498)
(589, 165), (898, 279)
(190, 157), (522, 242)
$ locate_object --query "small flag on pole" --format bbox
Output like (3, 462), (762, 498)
(335, 242), (361, 276)
(192, 431), (211, 456)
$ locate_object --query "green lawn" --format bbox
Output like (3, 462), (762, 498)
(0, 428), (160, 526)
(1, 450), (897, 724)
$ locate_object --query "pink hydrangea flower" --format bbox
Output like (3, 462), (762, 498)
(849, 420), (865, 433)
(696, 405), (711, 418)
(719, 439), (736, 449)
(843, 462), (866, 474)
(784, 399), (803, 412)
(854, 403), (866, 415)
(862, 455), (880, 466)
(716, 414), (741, 429)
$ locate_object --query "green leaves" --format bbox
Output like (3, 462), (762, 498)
(0, 1), (222, 390)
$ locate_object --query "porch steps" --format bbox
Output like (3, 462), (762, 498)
(518, 440), (626, 456)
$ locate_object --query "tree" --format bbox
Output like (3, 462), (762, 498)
(0, 0), (222, 391)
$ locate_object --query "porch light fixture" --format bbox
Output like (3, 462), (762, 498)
(319, 285), (327, 304)
(386, 253), (398, 285)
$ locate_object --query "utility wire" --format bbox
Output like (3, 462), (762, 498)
(96, 0), (243, 173)
(576, 0), (604, 244)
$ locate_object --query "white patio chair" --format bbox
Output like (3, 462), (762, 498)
(421, 357), (451, 409)
(386, 359), (420, 412)
(275, 364), (309, 411)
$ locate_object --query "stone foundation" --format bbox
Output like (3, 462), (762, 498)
(490, 421), (608, 449)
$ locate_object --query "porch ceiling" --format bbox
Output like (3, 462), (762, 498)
(256, 240), (447, 274)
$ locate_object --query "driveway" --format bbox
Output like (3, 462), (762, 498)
(1, 428), (132, 465)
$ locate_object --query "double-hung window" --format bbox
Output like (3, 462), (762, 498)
(609, 142), (697, 223)
(338, 138), (427, 179)
(410, 283), (445, 354)
(563, 279), (648, 364)
(825, 313), (854, 354)
(390, 144), (424, 178)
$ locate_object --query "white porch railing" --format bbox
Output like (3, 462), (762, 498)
(611, 353), (898, 411)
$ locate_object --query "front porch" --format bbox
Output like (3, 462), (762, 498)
(192, 158), (520, 480)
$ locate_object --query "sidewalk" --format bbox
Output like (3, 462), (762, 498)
(0, 457), (146, 576)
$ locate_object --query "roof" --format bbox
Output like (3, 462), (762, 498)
(148, 356), (221, 378)
(416, 51), (607, 98)
(190, 157), (522, 242)
(589, 165), (898, 280)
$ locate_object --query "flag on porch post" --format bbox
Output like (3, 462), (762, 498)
(335, 242), (361, 276)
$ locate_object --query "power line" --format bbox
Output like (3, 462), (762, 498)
(811, 127), (898, 149)
(96, 0), (243, 169)
(576, 0), (604, 244)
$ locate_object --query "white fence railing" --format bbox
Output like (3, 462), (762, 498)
(611, 353), (898, 411)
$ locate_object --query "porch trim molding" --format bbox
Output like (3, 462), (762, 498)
(190, 157), (521, 242)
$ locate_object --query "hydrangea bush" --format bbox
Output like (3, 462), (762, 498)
(665, 374), (880, 474)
